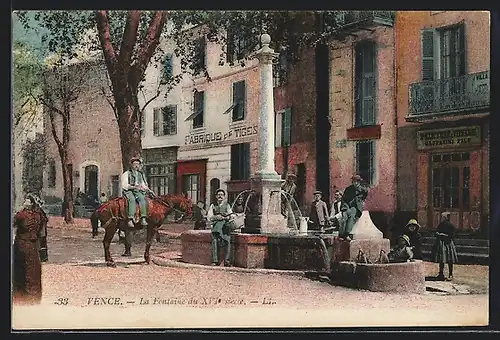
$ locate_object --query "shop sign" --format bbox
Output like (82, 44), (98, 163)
(184, 124), (258, 146)
(417, 126), (481, 150)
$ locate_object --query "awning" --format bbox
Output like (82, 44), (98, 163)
(184, 108), (203, 121)
(222, 101), (238, 115)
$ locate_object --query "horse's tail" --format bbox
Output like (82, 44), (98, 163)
(90, 210), (99, 238)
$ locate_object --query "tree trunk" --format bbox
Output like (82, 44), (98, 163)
(59, 152), (74, 223)
(116, 102), (142, 171)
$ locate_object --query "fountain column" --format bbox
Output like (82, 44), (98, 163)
(242, 34), (289, 235)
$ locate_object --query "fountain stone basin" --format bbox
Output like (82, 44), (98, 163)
(181, 230), (335, 270)
(331, 260), (426, 294)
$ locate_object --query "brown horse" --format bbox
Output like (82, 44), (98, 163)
(90, 194), (193, 267)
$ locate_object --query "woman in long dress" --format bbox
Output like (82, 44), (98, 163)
(13, 194), (47, 304)
(431, 212), (459, 281)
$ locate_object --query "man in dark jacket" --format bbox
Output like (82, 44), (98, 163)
(339, 174), (369, 240)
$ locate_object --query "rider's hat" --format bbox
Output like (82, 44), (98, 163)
(287, 173), (297, 178)
(129, 156), (142, 164)
(313, 190), (322, 196)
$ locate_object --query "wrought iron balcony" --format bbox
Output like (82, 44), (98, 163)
(408, 71), (490, 119)
(328, 11), (395, 32)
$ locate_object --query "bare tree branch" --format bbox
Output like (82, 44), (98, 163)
(140, 77), (162, 114)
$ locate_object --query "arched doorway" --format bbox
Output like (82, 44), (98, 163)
(84, 165), (98, 200)
(209, 178), (221, 206)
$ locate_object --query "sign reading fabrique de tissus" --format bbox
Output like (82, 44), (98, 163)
(417, 125), (481, 150)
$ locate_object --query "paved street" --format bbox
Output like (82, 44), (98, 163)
(12, 227), (489, 329)
(45, 226), (180, 264)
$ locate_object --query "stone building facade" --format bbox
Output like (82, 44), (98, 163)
(42, 62), (122, 202)
(395, 11), (490, 236)
(326, 12), (398, 235)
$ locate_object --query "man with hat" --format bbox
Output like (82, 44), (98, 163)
(121, 156), (151, 228)
(206, 188), (234, 266)
(339, 174), (369, 240)
(309, 190), (329, 232)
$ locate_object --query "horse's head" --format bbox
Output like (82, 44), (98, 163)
(157, 194), (193, 220)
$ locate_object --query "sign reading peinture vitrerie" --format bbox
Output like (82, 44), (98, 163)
(417, 125), (481, 150)
(184, 124), (258, 146)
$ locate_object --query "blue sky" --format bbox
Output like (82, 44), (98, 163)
(12, 11), (50, 60)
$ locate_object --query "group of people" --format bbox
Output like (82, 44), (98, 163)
(305, 174), (368, 240)
(13, 193), (49, 304)
(387, 212), (458, 281)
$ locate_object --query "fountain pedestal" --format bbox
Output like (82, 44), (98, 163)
(241, 174), (289, 234)
(331, 210), (390, 265)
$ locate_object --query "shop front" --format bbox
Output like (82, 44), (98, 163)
(142, 147), (178, 196)
(176, 159), (208, 204)
(416, 122), (489, 236)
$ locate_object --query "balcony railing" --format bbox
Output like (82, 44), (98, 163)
(331, 11), (395, 30)
(408, 71), (490, 116)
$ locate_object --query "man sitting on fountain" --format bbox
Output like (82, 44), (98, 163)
(207, 189), (234, 267)
(338, 174), (369, 241)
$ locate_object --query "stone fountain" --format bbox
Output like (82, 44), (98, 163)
(179, 34), (426, 293)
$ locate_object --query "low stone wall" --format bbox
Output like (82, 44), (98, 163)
(181, 230), (213, 265)
(331, 260), (426, 294)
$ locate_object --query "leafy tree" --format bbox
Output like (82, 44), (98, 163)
(15, 10), (394, 170)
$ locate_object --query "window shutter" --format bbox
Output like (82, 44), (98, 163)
(243, 143), (250, 180)
(363, 43), (376, 125)
(170, 105), (177, 135)
(153, 108), (159, 136)
(227, 31), (234, 63)
(458, 23), (466, 76)
(232, 81), (245, 120)
(199, 37), (206, 68)
(282, 108), (292, 147)
(354, 44), (363, 126)
(230, 144), (237, 180)
(421, 29), (435, 81)
(163, 54), (173, 80)
(274, 112), (281, 148)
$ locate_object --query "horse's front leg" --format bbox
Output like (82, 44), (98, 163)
(144, 224), (154, 264)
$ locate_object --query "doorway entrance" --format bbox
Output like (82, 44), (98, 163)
(429, 151), (479, 231)
(84, 165), (98, 200)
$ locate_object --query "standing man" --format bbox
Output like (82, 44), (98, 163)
(339, 174), (369, 240)
(309, 190), (329, 233)
(207, 189), (234, 266)
(328, 189), (343, 230)
(121, 157), (151, 228)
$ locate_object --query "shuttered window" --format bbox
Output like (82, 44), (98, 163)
(231, 143), (250, 180)
(193, 91), (204, 128)
(153, 105), (177, 136)
(162, 53), (173, 82)
(281, 108), (292, 147)
(356, 141), (376, 185)
(354, 41), (376, 127)
(274, 108), (292, 148)
(421, 29), (435, 81)
(421, 23), (466, 81)
(232, 80), (246, 121)
(440, 24), (466, 79)
(193, 37), (206, 76)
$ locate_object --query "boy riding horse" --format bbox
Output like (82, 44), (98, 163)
(121, 157), (151, 228)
